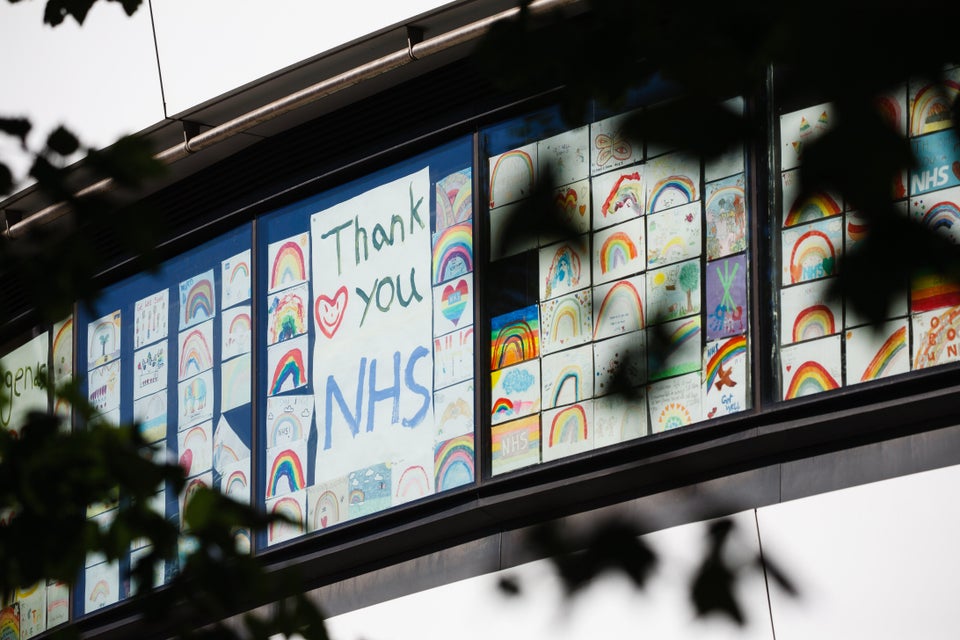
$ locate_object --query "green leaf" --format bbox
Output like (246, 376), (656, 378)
(46, 126), (80, 156)
(0, 118), (31, 146)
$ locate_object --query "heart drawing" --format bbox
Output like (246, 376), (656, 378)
(440, 279), (469, 326)
(316, 286), (348, 338)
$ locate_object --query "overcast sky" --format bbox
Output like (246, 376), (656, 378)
(0, 0), (449, 187)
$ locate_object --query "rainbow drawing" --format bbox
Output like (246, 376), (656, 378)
(266, 449), (306, 498)
(784, 192), (842, 227)
(179, 327), (213, 379)
(228, 260), (250, 287)
(792, 304), (836, 342)
(598, 231), (639, 274)
(911, 271), (960, 312)
(788, 229), (836, 283)
(91, 317), (118, 361)
(706, 183), (745, 215)
(270, 239), (308, 291)
(548, 404), (588, 446)
(648, 175), (696, 212)
(0, 605), (19, 638)
(268, 289), (308, 343)
(312, 489), (341, 529)
(492, 397), (514, 417)
(669, 317), (701, 349)
(88, 579), (112, 604)
(489, 148), (535, 208)
(847, 216), (869, 243)
(53, 317), (73, 378)
(395, 465), (430, 499)
(919, 200), (960, 232)
(910, 81), (960, 135)
(547, 295), (587, 344)
(657, 402), (693, 431)
(436, 169), (473, 230)
(549, 364), (584, 406)
(269, 496), (304, 542)
(704, 335), (747, 390)
(601, 172), (644, 218)
(225, 469), (248, 498)
(875, 94), (903, 131)
(784, 361), (840, 398)
(182, 425), (208, 474)
(269, 412), (305, 447)
(913, 306), (960, 369)
(435, 435), (475, 490)
(594, 280), (644, 338)
(860, 326), (907, 382)
(433, 223), (473, 284)
(183, 278), (214, 325)
(269, 346), (308, 395)
(490, 306), (539, 369)
(229, 311), (252, 336)
(544, 243), (583, 298)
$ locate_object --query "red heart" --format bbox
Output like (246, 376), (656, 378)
(315, 286), (348, 339)
(441, 279), (470, 325)
(321, 515), (328, 528)
(179, 449), (193, 474)
(953, 161), (960, 181)
(785, 364), (792, 372)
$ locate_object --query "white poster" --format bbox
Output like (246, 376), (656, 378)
(0, 333), (49, 434)
(311, 168), (434, 483)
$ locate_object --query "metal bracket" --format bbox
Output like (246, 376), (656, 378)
(182, 120), (201, 145)
(406, 25), (424, 61)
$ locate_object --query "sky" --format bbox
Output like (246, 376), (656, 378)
(0, 0), (450, 188)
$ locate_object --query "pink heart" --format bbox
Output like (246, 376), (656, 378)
(321, 515), (328, 528)
(315, 286), (348, 339)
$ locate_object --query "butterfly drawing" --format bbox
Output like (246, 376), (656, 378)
(594, 132), (633, 168)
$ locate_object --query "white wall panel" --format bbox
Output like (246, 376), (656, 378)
(758, 464), (960, 640)
(151, 0), (451, 116)
(0, 1), (165, 186)
(326, 511), (772, 640)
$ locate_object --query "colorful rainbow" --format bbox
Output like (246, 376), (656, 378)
(269, 413), (305, 447)
(788, 229), (836, 283)
(270, 240), (307, 290)
(657, 402), (692, 431)
(269, 496), (303, 541)
(270, 347), (307, 395)
(910, 81), (960, 135)
(435, 435), (475, 490)
(550, 365), (583, 406)
(184, 424), (208, 460)
(269, 290), (308, 343)
(88, 579), (111, 603)
(784, 360), (840, 399)
(912, 271), (960, 312)
(229, 260), (250, 286)
(179, 328), (213, 379)
(436, 170), (473, 229)
(53, 317), (74, 371)
(598, 231), (639, 274)
(432, 223), (473, 284)
(847, 217), (869, 243)
(267, 449), (306, 498)
(669, 317), (701, 349)
(544, 244), (583, 297)
(489, 148), (535, 208)
(920, 201), (960, 232)
(490, 311), (539, 369)
(184, 279), (213, 324)
(601, 172), (644, 218)
(860, 326), (907, 381)
(653, 235), (688, 264)
(706, 184), (745, 215)
(0, 605), (19, 637)
(312, 489), (341, 529)
(396, 465), (430, 498)
(549, 296), (586, 342)
(225, 470), (248, 498)
(792, 304), (836, 342)
(492, 397), (514, 416)
(229, 312), (252, 335)
(784, 192), (842, 227)
(594, 280), (644, 338)
(649, 175), (696, 211)
(704, 335), (747, 390)
(548, 404), (588, 447)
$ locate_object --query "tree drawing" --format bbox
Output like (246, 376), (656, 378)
(679, 262), (699, 313)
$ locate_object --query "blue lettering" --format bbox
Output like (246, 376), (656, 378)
(324, 358), (367, 448)
(403, 345), (431, 428)
(367, 351), (402, 432)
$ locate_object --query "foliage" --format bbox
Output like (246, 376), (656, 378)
(0, 1), (329, 639)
